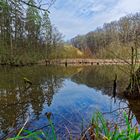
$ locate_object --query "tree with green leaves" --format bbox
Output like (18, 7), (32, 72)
(42, 11), (52, 59)
(0, 0), (63, 65)
(25, 0), (41, 48)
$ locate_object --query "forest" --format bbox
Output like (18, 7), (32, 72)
(71, 13), (140, 59)
(0, 1), (140, 64)
(0, 0), (65, 66)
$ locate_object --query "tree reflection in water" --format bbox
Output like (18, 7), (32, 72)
(0, 65), (140, 139)
(0, 66), (81, 137)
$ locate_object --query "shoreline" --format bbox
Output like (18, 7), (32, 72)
(39, 58), (140, 66)
(1, 59), (140, 67)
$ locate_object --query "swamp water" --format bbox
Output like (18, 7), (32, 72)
(0, 65), (139, 139)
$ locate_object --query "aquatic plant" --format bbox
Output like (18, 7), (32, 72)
(6, 112), (140, 140)
(7, 118), (57, 140)
(81, 112), (140, 140)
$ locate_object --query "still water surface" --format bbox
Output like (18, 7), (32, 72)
(0, 65), (139, 139)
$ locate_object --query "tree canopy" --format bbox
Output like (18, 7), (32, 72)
(0, 0), (63, 65)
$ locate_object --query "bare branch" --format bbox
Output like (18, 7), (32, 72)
(20, 0), (50, 12)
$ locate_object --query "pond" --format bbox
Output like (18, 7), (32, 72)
(0, 65), (139, 139)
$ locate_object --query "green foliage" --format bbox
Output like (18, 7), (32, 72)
(90, 112), (140, 140)
(7, 118), (57, 140)
(50, 44), (84, 59)
(26, 0), (41, 41)
(0, 0), (64, 66)
(6, 112), (140, 140)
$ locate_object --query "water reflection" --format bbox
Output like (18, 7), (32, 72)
(0, 66), (81, 137)
(72, 65), (129, 96)
(0, 65), (139, 139)
(128, 99), (140, 124)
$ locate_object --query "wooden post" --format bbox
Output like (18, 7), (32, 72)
(65, 60), (67, 67)
(113, 74), (117, 98)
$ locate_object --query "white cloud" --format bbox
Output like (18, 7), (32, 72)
(117, 0), (140, 13)
(50, 0), (140, 40)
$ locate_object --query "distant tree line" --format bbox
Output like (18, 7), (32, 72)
(71, 13), (140, 58)
(0, 0), (63, 65)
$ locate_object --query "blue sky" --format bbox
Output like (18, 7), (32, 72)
(49, 0), (140, 40)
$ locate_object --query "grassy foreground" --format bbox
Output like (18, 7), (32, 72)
(6, 112), (140, 140)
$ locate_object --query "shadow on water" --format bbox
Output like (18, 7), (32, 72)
(0, 65), (140, 139)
